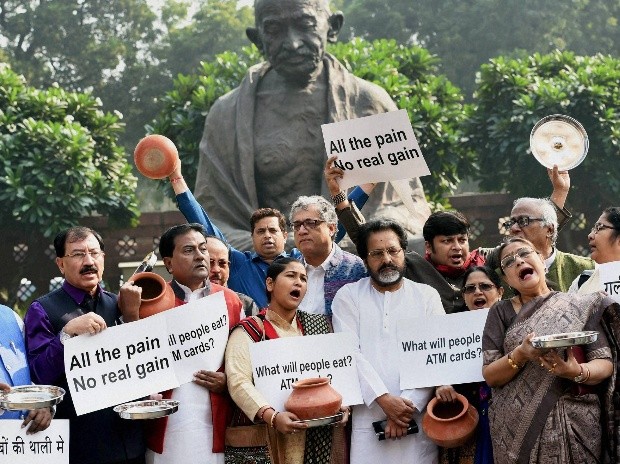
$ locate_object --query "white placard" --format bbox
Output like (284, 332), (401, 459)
(321, 109), (430, 189)
(65, 291), (230, 415)
(249, 333), (363, 411)
(398, 310), (489, 389)
(599, 262), (620, 303)
(165, 292), (230, 383)
(0, 419), (69, 464)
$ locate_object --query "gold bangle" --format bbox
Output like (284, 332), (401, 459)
(507, 351), (522, 370)
(270, 411), (280, 428)
(582, 364), (591, 383)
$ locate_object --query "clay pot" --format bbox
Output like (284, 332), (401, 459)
(132, 272), (176, 318)
(134, 134), (180, 179)
(422, 393), (479, 448)
(284, 377), (342, 420)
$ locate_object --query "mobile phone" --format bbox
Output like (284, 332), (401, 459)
(372, 418), (418, 441)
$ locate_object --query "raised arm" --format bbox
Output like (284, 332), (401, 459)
(547, 165), (572, 230)
(325, 156), (370, 245)
(167, 165), (228, 243)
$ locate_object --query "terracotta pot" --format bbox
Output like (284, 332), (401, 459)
(422, 393), (479, 448)
(132, 272), (176, 318)
(134, 134), (180, 180)
(284, 377), (342, 420)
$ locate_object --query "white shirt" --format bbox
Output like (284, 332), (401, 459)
(545, 247), (557, 273)
(298, 244), (336, 315)
(332, 277), (444, 464)
(146, 281), (223, 464)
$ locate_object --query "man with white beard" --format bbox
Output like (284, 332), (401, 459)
(332, 219), (445, 463)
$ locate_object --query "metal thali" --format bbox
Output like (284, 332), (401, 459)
(114, 399), (179, 420)
(530, 114), (588, 170)
(531, 331), (598, 349)
(0, 385), (65, 410)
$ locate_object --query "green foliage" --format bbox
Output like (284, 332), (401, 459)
(148, 47), (261, 193)
(341, 0), (620, 98)
(157, 0), (254, 79)
(329, 39), (474, 204)
(467, 51), (620, 213)
(151, 38), (472, 206)
(0, 64), (139, 237)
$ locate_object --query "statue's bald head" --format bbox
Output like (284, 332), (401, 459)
(248, 0), (343, 85)
(254, 0), (331, 23)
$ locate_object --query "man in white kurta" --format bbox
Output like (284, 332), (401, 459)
(332, 219), (444, 463)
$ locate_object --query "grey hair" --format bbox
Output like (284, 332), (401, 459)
(289, 195), (338, 226)
(512, 197), (558, 243)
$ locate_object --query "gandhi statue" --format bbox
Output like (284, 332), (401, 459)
(194, 0), (430, 250)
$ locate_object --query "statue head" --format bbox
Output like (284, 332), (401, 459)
(247, 0), (344, 85)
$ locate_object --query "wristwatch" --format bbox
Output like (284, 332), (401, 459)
(60, 329), (73, 345)
(331, 191), (347, 206)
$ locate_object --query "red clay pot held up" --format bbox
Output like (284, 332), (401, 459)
(422, 393), (479, 448)
(132, 272), (176, 319)
(284, 377), (342, 420)
(134, 134), (180, 180)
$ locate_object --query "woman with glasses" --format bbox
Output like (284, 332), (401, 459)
(569, 206), (620, 294)
(481, 236), (620, 463)
(435, 266), (503, 464)
(224, 258), (349, 464)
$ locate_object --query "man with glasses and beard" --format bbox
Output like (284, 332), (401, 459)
(24, 226), (145, 464)
(331, 219), (444, 464)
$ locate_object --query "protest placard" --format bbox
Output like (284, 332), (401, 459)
(164, 292), (229, 383)
(249, 332), (363, 412)
(64, 291), (230, 415)
(0, 419), (69, 464)
(321, 109), (430, 190)
(398, 310), (489, 389)
(599, 262), (620, 303)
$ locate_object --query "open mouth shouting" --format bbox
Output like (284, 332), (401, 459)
(472, 297), (488, 309)
(518, 266), (535, 281)
(290, 288), (302, 300)
(449, 252), (464, 266)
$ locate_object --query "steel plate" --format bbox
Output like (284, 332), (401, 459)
(531, 331), (598, 349)
(0, 385), (65, 410)
(294, 412), (344, 428)
(114, 400), (179, 420)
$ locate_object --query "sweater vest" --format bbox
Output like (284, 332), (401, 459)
(36, 287), (145, 464)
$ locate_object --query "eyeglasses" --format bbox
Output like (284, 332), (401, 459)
(500, 247), (534, 270)
(210, 259), (229, 269)
(292, 219), (325, 231)
(502, 217), (545, 229)
(367, 247), (403, 259)
(591, 223), (617, 234)
(64, 250), (104, 261)
(462, 283), (497, 294)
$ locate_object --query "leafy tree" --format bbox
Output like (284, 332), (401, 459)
(0, 64), (139, 237)
(341, 0), (620, 98)
(0, 0), (162, 145)
(156, 0), (254, 79)
(467, 51), (620, 215)
(150, 38), (473, 206)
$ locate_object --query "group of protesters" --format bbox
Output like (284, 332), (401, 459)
(2, 152), (620, 464)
